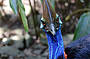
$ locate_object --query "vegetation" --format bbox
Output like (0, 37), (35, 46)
(0, 0), (90, 59)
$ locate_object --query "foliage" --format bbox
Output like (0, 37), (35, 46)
(9, 0), (29, 32)
(41, 0), (55, 9)
(50, 0), (55, 9)
(73, 12), (90, 40)
(9, 0), (90, 41)
(9, 0), (17, 14)
(65, 8), (90, 21)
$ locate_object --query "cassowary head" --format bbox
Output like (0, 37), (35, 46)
(40, 0), (62, 35)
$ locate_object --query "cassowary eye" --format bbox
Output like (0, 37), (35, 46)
(54, 14), (61, 30)
(40, 17), (50, 32)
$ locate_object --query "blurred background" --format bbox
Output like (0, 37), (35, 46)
(0, 0), (90, 59)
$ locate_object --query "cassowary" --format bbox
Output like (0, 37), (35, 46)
(40, 0), (90, 59)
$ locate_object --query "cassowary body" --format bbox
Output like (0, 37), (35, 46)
(65, 34), (90, 59)
(40, 0), (90, 59)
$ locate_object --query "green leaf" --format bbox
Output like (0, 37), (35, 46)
(10, 0), (29, 32)
(17, 0), (29, 32)
(41, 0), (43, 3)
(19, 7), (29, 32)
(50, 0), (55, 9)
(73, 12), (90, 40)
(9, 0), (17, 14)
(41, 0), (55, 10)
(17, 0), (25, 11)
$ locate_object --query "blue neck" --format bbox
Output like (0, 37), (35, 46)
(46, 28), (65, 59)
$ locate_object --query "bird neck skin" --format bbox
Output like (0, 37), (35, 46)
(46, 28), (65, 59)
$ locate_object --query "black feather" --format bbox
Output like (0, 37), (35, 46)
(65, 34), (90, 59)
